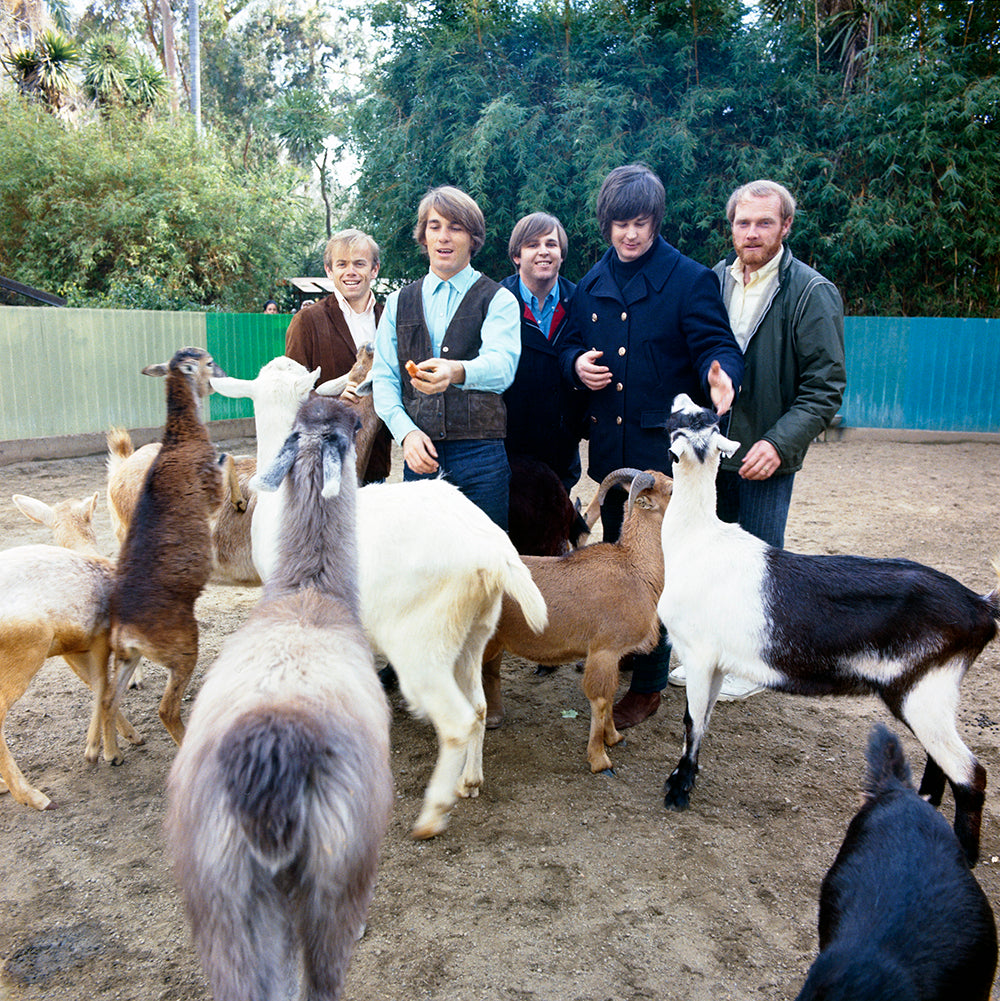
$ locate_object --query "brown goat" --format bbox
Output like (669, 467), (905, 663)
(482, 468), (672, 773)
(105, 347), (230, 753)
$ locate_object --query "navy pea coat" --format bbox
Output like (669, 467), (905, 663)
(559, 236), (744, 483)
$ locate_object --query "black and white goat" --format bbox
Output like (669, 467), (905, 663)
(795, 724), (997, 1000)
(166, 396), (393, 1001)
(657, 393), (999, 864)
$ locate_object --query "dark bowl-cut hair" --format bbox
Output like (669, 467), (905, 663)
(596, 164), (665, 243)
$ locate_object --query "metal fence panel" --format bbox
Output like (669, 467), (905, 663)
(842, 316), (1000, 431)
(204, 313), (288, 422)
(0, 307), (206, 439)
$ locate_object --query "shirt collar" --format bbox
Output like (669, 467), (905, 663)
(731, 245), (783, 287)
(518, 277), (558, 312)
(426, 263), (476, 295)
(332, 285), (376, 317)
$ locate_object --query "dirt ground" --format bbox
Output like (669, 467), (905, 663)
(1, 433), (999, 1001)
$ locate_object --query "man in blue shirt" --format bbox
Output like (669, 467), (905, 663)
(500, 212), (584, 493)
(372, 185), (520, 529)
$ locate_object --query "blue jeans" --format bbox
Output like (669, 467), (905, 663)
(716, 469), (796, 549)
(404, 438), (510, 531)
(601, 487), (672, 695)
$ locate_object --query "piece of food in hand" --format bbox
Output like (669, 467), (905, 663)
(405, 359), (420, 378)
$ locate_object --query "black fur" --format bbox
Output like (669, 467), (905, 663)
(795, 725), (998, 1001)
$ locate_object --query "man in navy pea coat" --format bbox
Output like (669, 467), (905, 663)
(559, 163), (744, 729)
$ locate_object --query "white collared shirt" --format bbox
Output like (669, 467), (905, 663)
(333, 286), (378, 348)
(727, 247), (782, 351)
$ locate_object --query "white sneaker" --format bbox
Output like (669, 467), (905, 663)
(717, 675), (767, 702)
(666, 665), (765, 701)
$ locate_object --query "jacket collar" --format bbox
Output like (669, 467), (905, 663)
(585, 236), (681, 305)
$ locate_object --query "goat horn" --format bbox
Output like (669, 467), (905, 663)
(626, 471), (656, 519)
(595, 468), (644, 509)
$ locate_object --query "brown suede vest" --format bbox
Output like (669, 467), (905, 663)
(395, 275), (507, 440)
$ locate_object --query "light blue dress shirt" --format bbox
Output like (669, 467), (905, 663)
(518, 277), (559, 339)
(372, 264), (520, 445)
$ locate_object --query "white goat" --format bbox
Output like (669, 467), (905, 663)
(167, 396), (392, 1001)
(657, 393), (998, 865)
(1, 493), (141, 810)
(214, 355), (547, 838)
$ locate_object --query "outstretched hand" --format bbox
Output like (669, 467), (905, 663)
(708, 360), (734, 415)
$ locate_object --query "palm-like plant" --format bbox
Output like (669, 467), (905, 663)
(3, 28), (78, 110)
(82, 33), (130, 108)
(124, 51), (167, 112)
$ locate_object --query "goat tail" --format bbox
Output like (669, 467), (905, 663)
(863, 724), (913, 801)
(503, 555), (548, 635)
(106, 426), (134, 468)
(218, 707), (329, 870)
(985, 557), (1000, 617)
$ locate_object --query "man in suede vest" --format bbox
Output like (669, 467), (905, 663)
(371, 186), (519, 529)
(285, 228), (392, 482)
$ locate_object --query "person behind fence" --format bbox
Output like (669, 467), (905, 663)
(284, 228), (392, 483)
(500, 211), (585, 493)
(667, 180), (847, 701)
(558, 162), (744, 730)
(371, 185), (520, 529)
(263, 299), (279, 314)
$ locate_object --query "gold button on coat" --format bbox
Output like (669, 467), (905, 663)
(616, 416), (623, 424)
(618, 346), (626, 356)
(621, 312), (627, 321)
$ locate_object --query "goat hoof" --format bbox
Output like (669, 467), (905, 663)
(485, 713), (504, 729)
(600, 767), (616, 778)
(43, 800), (56, 811)
(663, 787), (691, 811)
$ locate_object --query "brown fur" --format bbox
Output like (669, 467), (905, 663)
(106, 348), (228, 753)
(106, 430), (258, 586)
(1, 495), (142, 810)
(483, 470), (672, 773)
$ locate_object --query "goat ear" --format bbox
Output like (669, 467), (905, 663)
(315, 374), (348, 397)
(11, 493), (54, 526)
(294, 368), (321, 398)
(253, 433), (299, 492)
(83, 492), (99, 520)
(210, 376), (254, 400)
(717, 435), (741, 458)
(141, 362), (169, 378)
(354, 375), (374, 397)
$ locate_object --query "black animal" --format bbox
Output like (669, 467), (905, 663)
(795, 724), (997, 1001)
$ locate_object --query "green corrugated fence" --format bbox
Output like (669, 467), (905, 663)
(1, 308), (999, 446)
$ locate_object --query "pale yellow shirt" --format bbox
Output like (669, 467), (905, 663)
(333, 287), (378, 348)
(727, 247), (782, 351)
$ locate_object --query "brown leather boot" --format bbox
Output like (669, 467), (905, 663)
(612, 690), (661, 730)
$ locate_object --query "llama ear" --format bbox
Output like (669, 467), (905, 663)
(321, 437), (344, 498)
(253, 433), (299, 492)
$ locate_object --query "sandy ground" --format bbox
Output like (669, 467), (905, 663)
(0, 433), (999, 1001)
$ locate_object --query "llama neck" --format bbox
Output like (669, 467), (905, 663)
(163, 375), (205, 443)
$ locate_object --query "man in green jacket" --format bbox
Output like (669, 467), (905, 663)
(671, 180), (845, 700)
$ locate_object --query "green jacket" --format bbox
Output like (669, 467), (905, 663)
(714, 246), (845, 474)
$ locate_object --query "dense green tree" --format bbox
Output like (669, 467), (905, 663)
(0, 94), (316, 310)
(351, 0), (1000, 316)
